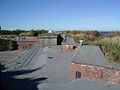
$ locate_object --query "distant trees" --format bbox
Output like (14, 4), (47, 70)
(36, 30), (48, 34)
(0, 29), (26, 35)
(0, 29), (48, 36)
(60, 30), (101, 37)
(61, 30), (101, 42)
(27, 30), (38, 36)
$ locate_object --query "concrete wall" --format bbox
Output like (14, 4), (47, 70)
(72, 63), (120, 83)
(39, 37), (57, 47)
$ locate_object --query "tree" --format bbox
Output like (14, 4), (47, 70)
(28, 30), (38, 36)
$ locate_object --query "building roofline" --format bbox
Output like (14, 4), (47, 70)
(15, 40), (38, 42)
(39, 36), (57, 38)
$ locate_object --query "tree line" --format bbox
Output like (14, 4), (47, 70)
(0, 29), (48, 36)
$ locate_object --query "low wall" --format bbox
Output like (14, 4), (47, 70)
(17, 41), (37, 50)
(60, 45), (77, 52)
(72, 63), (120, 83)
(39, 38), (57, 47)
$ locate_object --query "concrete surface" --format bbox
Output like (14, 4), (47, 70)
(73, 45), (115, 68)
(0, 50), (25, 68)
(1, 45), (120, 90)
(38, 78), (120, 90)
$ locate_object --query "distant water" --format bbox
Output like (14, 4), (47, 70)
(99, 31), (112, 35)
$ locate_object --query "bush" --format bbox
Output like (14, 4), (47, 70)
(0, 39), (18, 51)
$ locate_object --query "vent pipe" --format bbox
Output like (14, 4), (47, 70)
(72, 40), (83, 58)
(79, 40), (83, 46)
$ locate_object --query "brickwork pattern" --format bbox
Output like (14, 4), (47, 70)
(17, 41), (37, 50)
(72, 63), (120, 83)
(16, 36), (38, 40)
(60, 45), (76, 52)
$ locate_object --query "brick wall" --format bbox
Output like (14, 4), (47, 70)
(60, 45), (77, 52)
(72, 63), (120, 83)
(17, 41), (37, 50)
(16, 36), (38, 40)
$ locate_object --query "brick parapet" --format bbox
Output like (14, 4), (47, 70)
(17, 41), (37, 50)
(72, 63), (120, 84)
(60, 45), (77, 53)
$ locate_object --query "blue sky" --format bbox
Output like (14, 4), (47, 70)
(0, 0), (120, 31)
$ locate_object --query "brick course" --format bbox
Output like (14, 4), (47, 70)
(72, 63), (120, 83)
(60, 45), (77, 52)
(17, 41), (37, 50)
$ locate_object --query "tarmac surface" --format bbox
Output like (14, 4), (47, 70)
(1, 45), (120, 90)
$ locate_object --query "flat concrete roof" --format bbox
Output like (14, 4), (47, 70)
(72, 45), (114, 68)
(37, 78), (120, 90)
(2, 45), (120, 90)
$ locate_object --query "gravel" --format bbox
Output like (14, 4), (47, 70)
(0, 50), (26, 68)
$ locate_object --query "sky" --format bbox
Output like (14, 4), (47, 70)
(0, 0), (120, 31)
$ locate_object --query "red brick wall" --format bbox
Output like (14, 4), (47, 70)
(72, 63), (120, 83)
(16, 36), (38, 40)
(60, 45), (77, 52)
(17, 41), (37, 50)
(25, 36), (38, 40)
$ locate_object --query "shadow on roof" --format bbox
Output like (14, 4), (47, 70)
(0, 65), (47, 90)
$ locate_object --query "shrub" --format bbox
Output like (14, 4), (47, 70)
(91, 37), (120, 62)
(0, 39), (18, 51)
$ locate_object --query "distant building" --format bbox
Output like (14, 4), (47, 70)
(48, 30), (53, 33)
(0, 35), (17, 40)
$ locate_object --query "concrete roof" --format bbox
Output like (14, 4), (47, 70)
(2, 45), (120, 90)
(37, 78), (120, 90)
(72, 45), (114, 68)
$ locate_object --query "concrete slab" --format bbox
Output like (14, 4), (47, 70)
(72, 45), (114, 68)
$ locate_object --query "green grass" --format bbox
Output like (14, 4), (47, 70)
(89, 37), (120, 62)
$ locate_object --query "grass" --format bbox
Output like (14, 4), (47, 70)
(89, 36), (120, 63)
